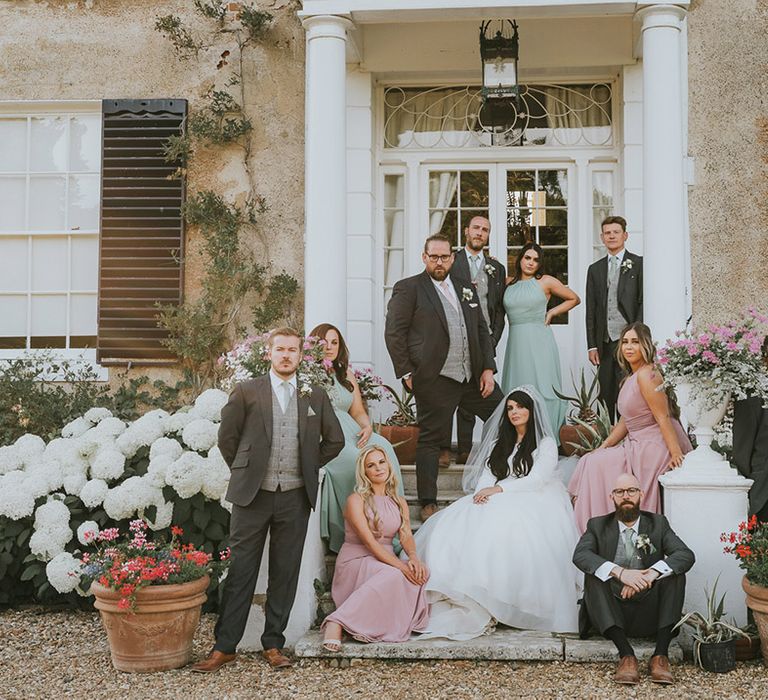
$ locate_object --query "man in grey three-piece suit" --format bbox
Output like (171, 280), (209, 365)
(573, 473), (694, 686)
(192, 328), (344, 672)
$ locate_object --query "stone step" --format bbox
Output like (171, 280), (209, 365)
(405, 490), (464, 522)
(399, 464), (466, 494)
(295, 628), (683, 664)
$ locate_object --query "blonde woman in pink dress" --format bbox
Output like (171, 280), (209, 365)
(568, 323), (692, 532)
(320, 447), (429, 651)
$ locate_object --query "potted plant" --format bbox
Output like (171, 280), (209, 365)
(77, 520), (229, 672)
(722, 514), (768, 665)
(657, 308), (768, 460)
(734, 622), (762, 661)
(554, 369), (610, 456)
(376, 383), (419, 464)
(673, 576), (749, 672)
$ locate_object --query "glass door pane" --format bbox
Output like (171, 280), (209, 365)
(505, 168), (570, 323)
(427, 169), (489, 251)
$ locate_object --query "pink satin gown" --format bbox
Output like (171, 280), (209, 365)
(321, 495), (429, 642)
(568, 372), (692, 532)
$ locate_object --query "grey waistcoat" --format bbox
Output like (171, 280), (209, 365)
(614, 528), (642, 569)
(436, 288), (472, 383)
(606, 259), (624, 342)
(261, 387), (303, 492)
(469, 257), (492, 332)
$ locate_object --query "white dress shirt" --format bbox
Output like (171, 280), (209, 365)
(432, 274), (459, 308)
(594, 519), (673, 581)
(269, 370), (297, 413)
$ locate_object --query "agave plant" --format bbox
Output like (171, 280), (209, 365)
(554, 368), (601, 423)
(565, 400), (612, 455)
(673, 576), (750, 668)
(380, 384), (418, 427)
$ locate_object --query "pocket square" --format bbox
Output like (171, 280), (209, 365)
(307, 407), (316, 417)
(469, 303), (478, 308)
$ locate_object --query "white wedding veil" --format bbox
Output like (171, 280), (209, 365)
(461, 385), (556, 494)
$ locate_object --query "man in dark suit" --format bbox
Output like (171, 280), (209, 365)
(192, 328), (344, 673)
(732, 337), (768, 522)
(585, 216), (643, 420)
(385, 233), (503, 521)
(573, 473), (694, 685)
(448, 215), (506, 464)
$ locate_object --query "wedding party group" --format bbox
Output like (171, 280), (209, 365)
(191, 215), (701, 686)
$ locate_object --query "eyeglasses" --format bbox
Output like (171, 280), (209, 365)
(612, 488), (640, 497)
(426, 254), (453, 263)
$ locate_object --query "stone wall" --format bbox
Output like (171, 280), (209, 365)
(687, 0), (768, 324)
(0, 0), (306, 383)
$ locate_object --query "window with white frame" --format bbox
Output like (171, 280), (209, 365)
(0, 110), (101, 352)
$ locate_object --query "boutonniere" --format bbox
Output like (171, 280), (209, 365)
(635, 534), (656, 555)
(484, 263), (496, 277)
(307, 406), (316, 417)
(299, 383), (313, 398)
(620, 258), (633, 272)
(461, 287), (474, 302)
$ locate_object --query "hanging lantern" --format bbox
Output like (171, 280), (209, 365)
(480, 19), (520, 101)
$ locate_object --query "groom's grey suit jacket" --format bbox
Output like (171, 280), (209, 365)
(218, 374), (344, 508)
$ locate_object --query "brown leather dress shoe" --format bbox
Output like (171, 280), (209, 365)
(438, 449), (452, 468)
(649, 654), (674, 684)
(262, 648), (292, 669)
(190, 650), (237, 673)
(613, 655), (639, 684)
(420, 503), (439, 522)
(455, 451), (470, 465)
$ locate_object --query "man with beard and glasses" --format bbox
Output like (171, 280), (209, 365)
(572, 473), (694, 686)
(385, 233), (503, 521)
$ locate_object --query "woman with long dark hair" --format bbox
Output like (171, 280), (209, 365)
(500, 242), (580, 442)
(309, 323), (404, 553)
(568, 323), (692, 532)
(410, 386), (581, 640)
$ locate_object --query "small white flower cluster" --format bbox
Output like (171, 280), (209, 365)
(2, 391), (235, 575)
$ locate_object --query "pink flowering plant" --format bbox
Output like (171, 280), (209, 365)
(353, 368), (384, 403)
(657, 308), (768, 408)
(218, 332), (333, 396)
(79, 519), (230, 611)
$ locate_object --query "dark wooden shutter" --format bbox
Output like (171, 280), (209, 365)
(97, 99), (187, 365)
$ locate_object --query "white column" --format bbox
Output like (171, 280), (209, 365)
(302, 15), (353, 334)
(637, 4), (687, 345)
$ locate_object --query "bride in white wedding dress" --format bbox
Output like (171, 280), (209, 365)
(412, 386), (582, 640)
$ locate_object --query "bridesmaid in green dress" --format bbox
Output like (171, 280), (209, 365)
(310, 323), (404, 553)
(501, 242), (581, 442)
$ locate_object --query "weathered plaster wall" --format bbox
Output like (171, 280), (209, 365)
(0, 0), (305, 382)
(687, 0), (768, 323)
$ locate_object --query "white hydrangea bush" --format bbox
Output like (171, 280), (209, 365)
(0, 389), (235, 603)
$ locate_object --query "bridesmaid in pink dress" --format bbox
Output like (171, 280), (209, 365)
(320, 446), (429, 650)
(569, 323), (692, 532)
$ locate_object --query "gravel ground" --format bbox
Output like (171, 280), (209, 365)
(0, 609), (766, 700)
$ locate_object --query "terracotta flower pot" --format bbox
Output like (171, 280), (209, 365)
(92, 575), (209, 673)
(378, 424), (420, 464)
(743, 576), (768, 666)
(559, 423), (594, 456)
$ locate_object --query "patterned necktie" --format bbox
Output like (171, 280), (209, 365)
(470, 255), (481, 280)
(622, 527), (635, 565)
(439, 280), (458, 311)
(281, 380), (292, 413)
(609, 255), (619, 281)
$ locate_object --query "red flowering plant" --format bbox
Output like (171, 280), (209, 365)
(79, 519), (230, 611)
(721, 515), (768, 587)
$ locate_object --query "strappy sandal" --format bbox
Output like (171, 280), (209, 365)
(322, 638), (342, 653)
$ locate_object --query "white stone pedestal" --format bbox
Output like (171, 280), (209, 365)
(660, 455), (752, 631)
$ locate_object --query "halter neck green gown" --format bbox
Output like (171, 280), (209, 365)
(501, 278), (566, 441)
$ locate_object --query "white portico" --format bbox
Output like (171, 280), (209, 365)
(299, 0), (691, 385)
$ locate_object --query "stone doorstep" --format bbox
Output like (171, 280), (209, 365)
(295, 629), (683, 664)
